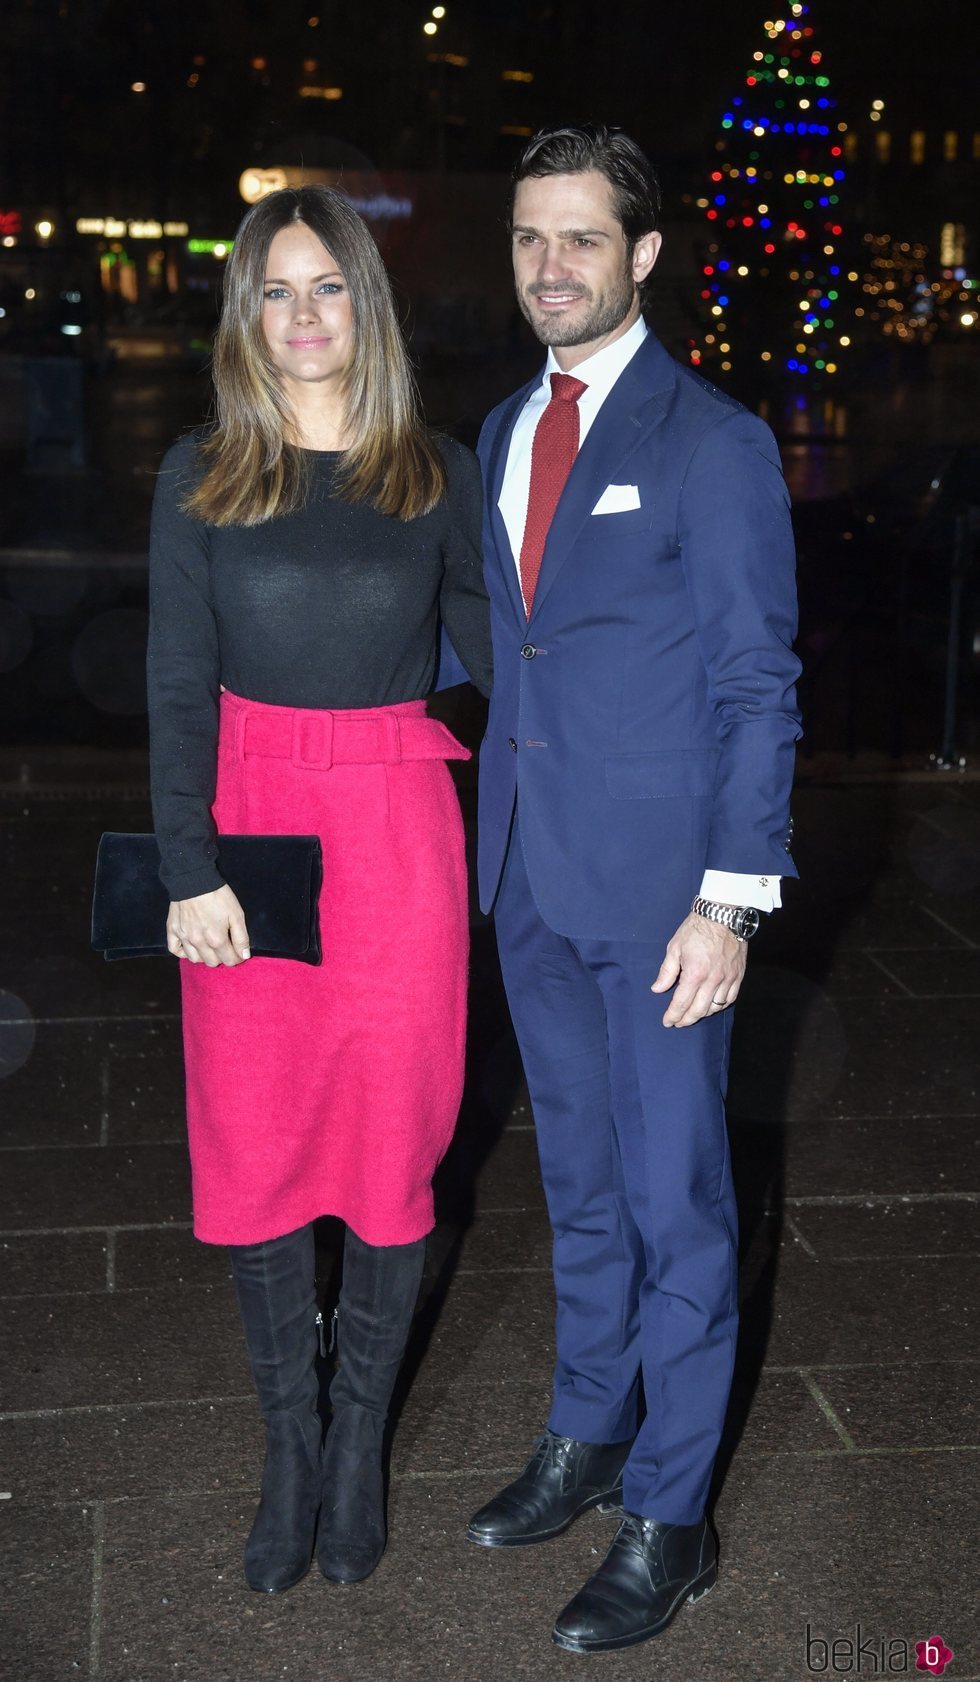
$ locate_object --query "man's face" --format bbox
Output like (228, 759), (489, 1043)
(511, 169), (661, 366)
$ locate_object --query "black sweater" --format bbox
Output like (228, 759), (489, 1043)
(147, 432), (492, 900)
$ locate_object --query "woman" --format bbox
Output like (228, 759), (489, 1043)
(147, 186), (491, 1594)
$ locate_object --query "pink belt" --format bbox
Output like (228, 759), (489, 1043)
(238, 706), (470, 771)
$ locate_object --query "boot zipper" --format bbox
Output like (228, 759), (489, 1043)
(329, 1305), (339, 1353)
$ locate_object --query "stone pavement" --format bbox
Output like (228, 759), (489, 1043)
(0, 757), (977, 1682)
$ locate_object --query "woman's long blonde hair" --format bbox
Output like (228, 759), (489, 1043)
(184, 186), (446, 526)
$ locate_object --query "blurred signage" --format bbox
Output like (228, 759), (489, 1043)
(238, 167), (411, 221)
(345, 194), (412, 220)
(239, 166), (332, 202)
(75, 218), (189, 238)
(187, 239), (234, 254)
(0, 210), (23, 236)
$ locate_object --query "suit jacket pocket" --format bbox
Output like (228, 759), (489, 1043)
(586, 506), (653, 536)
(605, 749), (718, 800)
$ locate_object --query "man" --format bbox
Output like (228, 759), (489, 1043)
(465, 126), (801, 1654)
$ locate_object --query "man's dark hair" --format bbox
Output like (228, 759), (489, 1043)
(510, 123), (662, 245)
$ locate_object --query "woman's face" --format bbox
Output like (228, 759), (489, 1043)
(260, 221), (355, 394)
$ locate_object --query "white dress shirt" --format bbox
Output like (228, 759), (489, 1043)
(498, 315), (781, 915)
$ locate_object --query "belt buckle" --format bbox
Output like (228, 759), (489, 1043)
(291, 711), (334, 769)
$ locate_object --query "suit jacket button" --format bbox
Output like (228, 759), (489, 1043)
(520, 644), (536, 659)
(508, 737), (518, 752)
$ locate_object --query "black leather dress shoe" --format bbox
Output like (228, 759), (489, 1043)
(466, 1429), (632, 1548)
(552, 1513), (717, 1652)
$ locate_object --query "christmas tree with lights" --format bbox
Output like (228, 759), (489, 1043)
(689, 2), (855, 392)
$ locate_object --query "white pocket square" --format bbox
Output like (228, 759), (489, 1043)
(591, 484), (641, 515)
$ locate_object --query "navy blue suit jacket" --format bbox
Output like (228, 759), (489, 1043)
(475, 329), (802, 943)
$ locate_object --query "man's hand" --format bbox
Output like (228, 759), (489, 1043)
(651, 911), (747, 1027)
(167, 885), (251, 967)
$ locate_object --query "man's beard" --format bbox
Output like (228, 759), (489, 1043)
(519, 265), (636, 347)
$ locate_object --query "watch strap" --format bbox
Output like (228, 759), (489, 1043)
(691, 895), (760, 940)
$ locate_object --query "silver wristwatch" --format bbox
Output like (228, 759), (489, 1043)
(691, 896), (761, 941)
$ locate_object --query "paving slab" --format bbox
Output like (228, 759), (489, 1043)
(425, 1207), (552, 1278)
(0, 1020), (184, 1150)
(788, 1198), (980, 1260)
(408, 1270), (559, 1391)
(920, 887), (980, 947)
(0, 1501), (96, 1682)
(804, 948), (904, 997)
(0, 1283), (249, 1412)
(0, 1142), (192, 1230)
(707, 1451), (977, 1682)
(756, 1252), (978, 1367)
(0, 1399), (259, 1507)
(812, 1358), (980, 1451)
(762, 893), (972, 959)
(728, 990), (978, 1124)
(108, 1226), (231, 1292)
(744, 1111), (979, 1198)
(0, 943), (179, 1022)
(0, 1230), (109, 1297)
(868, 946), (980, 997)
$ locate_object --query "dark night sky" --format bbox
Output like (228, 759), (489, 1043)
(502, 0), (979, 154)
(5, 0), (977, 214)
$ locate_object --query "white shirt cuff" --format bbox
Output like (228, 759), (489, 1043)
(699, 870), (782, 913)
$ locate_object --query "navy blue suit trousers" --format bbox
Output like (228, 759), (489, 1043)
(495, 823), (739, 1524)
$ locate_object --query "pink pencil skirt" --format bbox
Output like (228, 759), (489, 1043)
(179, 690), (471, 1247)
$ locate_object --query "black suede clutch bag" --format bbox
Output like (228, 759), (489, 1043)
(91, 833), (323, 964)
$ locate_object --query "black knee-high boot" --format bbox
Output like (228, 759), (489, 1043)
(317, 1229), (426, 1584)
(229, 1224), (323, 1593)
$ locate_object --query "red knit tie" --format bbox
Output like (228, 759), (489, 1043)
(518, 372), (587, 617)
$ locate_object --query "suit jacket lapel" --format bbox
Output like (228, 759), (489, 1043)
(528, 332), (678, 622)
(483, 380), (536, 626)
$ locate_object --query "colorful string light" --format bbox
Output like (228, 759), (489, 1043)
(689, 2), (856, 387)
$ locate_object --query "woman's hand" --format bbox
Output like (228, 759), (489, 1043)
(167, 886), (251, 967)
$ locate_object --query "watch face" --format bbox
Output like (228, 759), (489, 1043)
(737, 908), (761, 939)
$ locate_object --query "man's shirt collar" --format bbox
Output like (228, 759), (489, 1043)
(542, 314), (648, 402)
